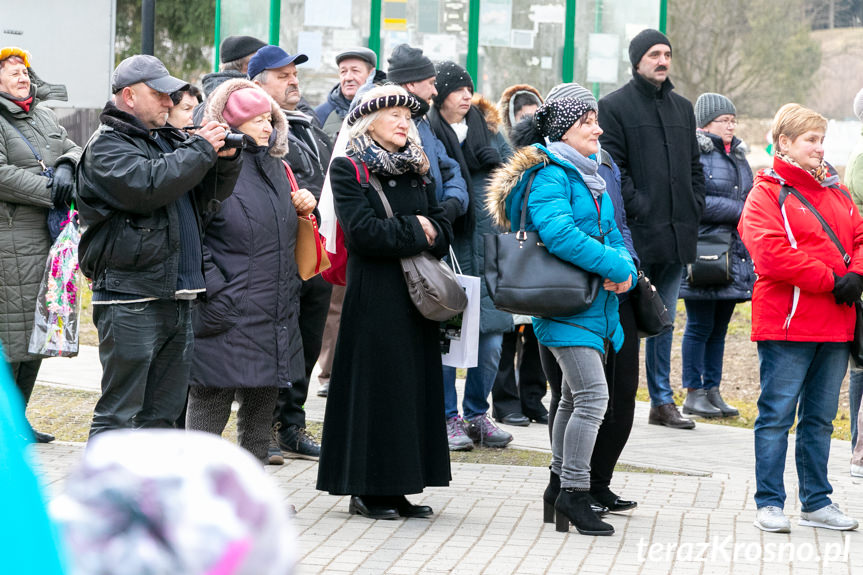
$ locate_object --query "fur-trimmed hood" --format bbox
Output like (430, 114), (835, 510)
(497, 84), (543, 136)
(471, 93), (502, 134)
(485, 145), (552, 229)
(203, 78), (289, 158)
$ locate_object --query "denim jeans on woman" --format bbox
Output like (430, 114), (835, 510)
(549, 346), (609, 490)
(443, 332), (504, 419)
(641, 263), (683, 407)
(681, 299), (737, 390)
(754, 341), (848, 512)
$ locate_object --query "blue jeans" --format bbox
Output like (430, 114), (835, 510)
(681, 299), (737, 390)
(850, 366), (863, 447)
(754, 341), (848, 512)
(642, 263), (683, 406)
(443, 332), (503, 420)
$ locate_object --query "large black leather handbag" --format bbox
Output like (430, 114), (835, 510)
(686, 232), (733, 287)
(484, 171), (601, 318)
(369, 174), (467, 322)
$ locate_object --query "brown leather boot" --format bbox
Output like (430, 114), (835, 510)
(648, 402), (695, 429)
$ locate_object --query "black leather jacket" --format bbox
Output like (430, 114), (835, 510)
(76, 102), (241, 298)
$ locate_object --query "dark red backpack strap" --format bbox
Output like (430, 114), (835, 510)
(345, 156), (370, 189)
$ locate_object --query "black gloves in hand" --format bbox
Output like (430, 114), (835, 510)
(50, 164), (75, 209)
(440, 197), (462, 225)
(475, 146), (502, 168)
(832, 272), (863, 306)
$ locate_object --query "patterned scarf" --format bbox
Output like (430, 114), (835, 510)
(776, 152), (839, 187)
(347, 132), (430, 176)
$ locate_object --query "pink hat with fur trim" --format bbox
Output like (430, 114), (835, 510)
(222, 87), (271, 127)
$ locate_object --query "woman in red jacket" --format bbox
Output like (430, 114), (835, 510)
(739, 104), (862, 534)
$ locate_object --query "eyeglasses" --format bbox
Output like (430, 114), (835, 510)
(712, 118), (738, 127)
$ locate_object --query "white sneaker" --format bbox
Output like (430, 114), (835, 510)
(799, 503), (859, 531)
(851, 463), (863, 478)
(754, 506), (791, 533)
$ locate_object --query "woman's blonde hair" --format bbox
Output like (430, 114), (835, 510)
(348, 84), (421, 143)
(771, 103), (827, 153)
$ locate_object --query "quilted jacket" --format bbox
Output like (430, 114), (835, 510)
(0, 74), (81, 362)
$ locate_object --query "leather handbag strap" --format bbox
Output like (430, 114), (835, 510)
(779, 184), (851, 265)
(2, 115), (49, 171)
(517, 169), (539, 237)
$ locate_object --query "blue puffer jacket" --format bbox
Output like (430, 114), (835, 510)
(679, 132), (755, 301)
(487, 144), (636, 354)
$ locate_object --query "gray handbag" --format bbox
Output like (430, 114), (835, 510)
(368, 173), (467, 322)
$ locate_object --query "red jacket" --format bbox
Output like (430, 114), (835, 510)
(738, 157), (863, 342)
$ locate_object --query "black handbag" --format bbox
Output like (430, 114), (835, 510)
(484, 171), (601, 317)
(631, 271), (673, 338)
(777, 184), (863, 366)
(368, 173), (467, 322)
(686, 232), (733, 287)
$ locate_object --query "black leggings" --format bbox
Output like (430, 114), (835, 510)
(540, 297), (639, 492)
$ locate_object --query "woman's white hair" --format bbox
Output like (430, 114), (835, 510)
(347, 84), (421, 144)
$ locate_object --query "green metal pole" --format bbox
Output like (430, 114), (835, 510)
(591, 0), (602, 98)
(659, 0), (668, 33)
(269, 0), (281, 44)
(466, 0), (480, 83)
(369, 0), (382, 60)
(214, 0), (221, 72)
(562, 0), (576, 83)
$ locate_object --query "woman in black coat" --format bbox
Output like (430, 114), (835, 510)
(316, 85), (453, 519)
(679, 93), (755, 419)
(186, 80), (316, 462)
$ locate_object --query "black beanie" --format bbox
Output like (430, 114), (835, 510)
(220, 35), (267, 64)
(387, 44), (436, 85)
(628, 29), (671, 68)
(433, 61), (474, 108)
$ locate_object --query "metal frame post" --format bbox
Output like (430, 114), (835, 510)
(466, 0), (480, 81)
(142, 0), (155, 56)
(659, 0), (668, 33)
(369, 0), (382, 58)
(562, 0), (576, 83)
(269, 0), (281, 44)
(214, 0), (222, 72)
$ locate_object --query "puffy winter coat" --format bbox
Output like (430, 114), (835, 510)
(0, 75), (81, 362)
(190, 79), (304, 388)
(76, 103), (241, 299)
(738, 157), (863, 342)
(598, 73), (706, 265)
(486, 145), (636, 354)
(679, 131), (755, 301)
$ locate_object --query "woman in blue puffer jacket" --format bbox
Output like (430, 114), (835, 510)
(487, 94), (636, 537)
(679, 93), (755, 420)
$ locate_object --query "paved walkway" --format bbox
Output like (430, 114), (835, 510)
(31, 347), (863, 574)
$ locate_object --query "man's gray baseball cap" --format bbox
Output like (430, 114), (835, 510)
(111, 55), (189, 94)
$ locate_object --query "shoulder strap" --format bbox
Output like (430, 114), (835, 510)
(780, 184), (850, 265)
(345, 157), (393, 218)
(0, 114), (47, 171)
(281, 160), (299, 192)
(516, 168), (540, 238)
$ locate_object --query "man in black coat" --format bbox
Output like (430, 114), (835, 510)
(77, 55), (241, 437)
(598, 29), (705, 430)
(251, 46), (334, 462)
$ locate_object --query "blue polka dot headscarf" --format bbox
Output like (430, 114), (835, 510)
(534, 97), (594, 142)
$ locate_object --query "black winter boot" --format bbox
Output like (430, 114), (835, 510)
(543, 469), (560, 523)
(554, 488), (614, 535)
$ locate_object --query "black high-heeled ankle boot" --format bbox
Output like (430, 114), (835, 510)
(542, 469), (560, 523)
(554, 488), (614, 536)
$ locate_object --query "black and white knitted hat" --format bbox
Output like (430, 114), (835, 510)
(433, 61), (474, 108)
(534, 97), (593, 142)
(346, 92), (423, 126)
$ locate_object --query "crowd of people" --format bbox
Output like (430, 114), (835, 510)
(3, 24), (863, 553)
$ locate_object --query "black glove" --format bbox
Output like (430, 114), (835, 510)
(832, 272), (863, 306)
(50, 163), (75, 209)
(475, 146), (502, 168)
(440, 197), (462, 225)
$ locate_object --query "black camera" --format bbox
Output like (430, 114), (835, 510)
(222, 131), (246, 150)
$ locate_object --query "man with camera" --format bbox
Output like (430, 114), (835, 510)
(77, 55), (242, 437)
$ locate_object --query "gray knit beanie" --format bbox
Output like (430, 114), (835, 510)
(854, 88), (863, 122)
(546, 82), (597, 111)
(694, 93), (736, 128)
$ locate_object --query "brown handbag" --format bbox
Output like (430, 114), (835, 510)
(284, 161), (331, 280)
